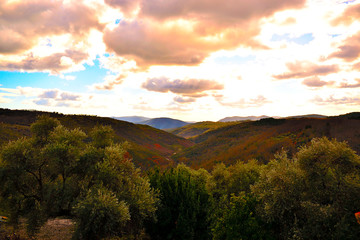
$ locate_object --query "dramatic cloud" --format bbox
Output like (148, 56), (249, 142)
(142, 77), (224, 94)
(330, 32), (360, 62)
(273, 61), (339, 80)
(302, 76), (334, 88)
(0, 0), (102, 54)
(104, 0), (306, 66)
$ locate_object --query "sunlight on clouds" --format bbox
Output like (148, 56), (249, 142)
(1, 0), (360, 120)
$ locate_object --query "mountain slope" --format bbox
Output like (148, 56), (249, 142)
(174, 116), (360, 169)
(0, 109), (193, 169)
(140, 117), (190, 130)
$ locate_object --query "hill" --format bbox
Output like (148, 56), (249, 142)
(287, 114), (327, 119)
(0, 109), (193, 169)
(112, 116), (150, 123)
(139, 117), (190, 130)
(173, 116), (360, 169)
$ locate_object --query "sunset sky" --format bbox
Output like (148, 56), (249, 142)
(1, 0), (360, 121)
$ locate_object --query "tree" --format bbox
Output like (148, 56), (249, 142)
(253, 138), (360, 239)
(146, 164), (210, 240)
(208, 161), (272, 240)
(0, 116), (158, 239)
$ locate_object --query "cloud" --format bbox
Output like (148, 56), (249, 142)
(104, 0), (139, 15)
(139, 0), (305, 22)
(104, 0), (306, 66)
(214, 94), (271, 108)
(353, 62), (360, 70)
(338, 79), (360, 88)
(173, 96), (196, 104)
(0, 50), (88, 73)
(142, 77), (224, 94)
(39, 90), (59, 99)
(60, 92), (80, 101)
(332, 3), (360, 26)
(92, 74), (127, 90)
(302, 76), (334, 88)
(313, 95), (360, 105)
(33, 99), (51, 106)
(0, 0), (103, 54)
(329, 32), (360, 62)
(273, 61), (339, 80)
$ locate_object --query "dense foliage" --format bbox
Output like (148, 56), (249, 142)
(0, 116), (158, 239)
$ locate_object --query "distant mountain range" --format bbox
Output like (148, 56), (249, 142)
(140, 117), (189, 130)
(218, 115), (270, 122)
(113, 116), (190, 130)
(113, 116), (151, 123)
(2, 108), (360, 170)
(218, 114), (328, 122)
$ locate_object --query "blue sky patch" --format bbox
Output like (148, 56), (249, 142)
(271, 33), (314, 45)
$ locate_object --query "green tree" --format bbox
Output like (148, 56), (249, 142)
(253, 138), (360, 239)
(73, 187), (130, 240)
(0, 116), (158, 239)
(146, 164), (210, 240)
(208, 161), (271, 240)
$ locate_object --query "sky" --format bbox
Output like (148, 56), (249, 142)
(0, 0), (360, 122)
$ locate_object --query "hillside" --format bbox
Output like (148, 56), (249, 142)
(170, 121), (239, 139)
(174, 116), (360, 169)
(139, 117), (190, 130)
(0, 109), (193, 169)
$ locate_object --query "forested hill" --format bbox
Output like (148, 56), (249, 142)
(0, 108), (193, 169)
(173, 115), (360, 169)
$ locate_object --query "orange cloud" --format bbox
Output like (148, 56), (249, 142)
(273, 61), (339, 80)
(332, 3), (360, 26)
(142, 77), (224, 94)
(302, 76), (334, 88)
(0, 50), (88, 73)
(0, 0), (102, 54)
(338, 79), (360, 88)
(330, 32), (360, 62)
(104, 0), (306, 66)
(214, 94), (271, 108)
(313, 95), (360, 105)
(0, 0), (103, 72)
(92, 74), (127, 90)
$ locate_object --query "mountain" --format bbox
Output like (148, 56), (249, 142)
(0, 109), (193, 169)
(218, 115), (270, 122)
(112, 116), (150, 123)
(173, 115), (360, 169)
(139, 117), (190, 130)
